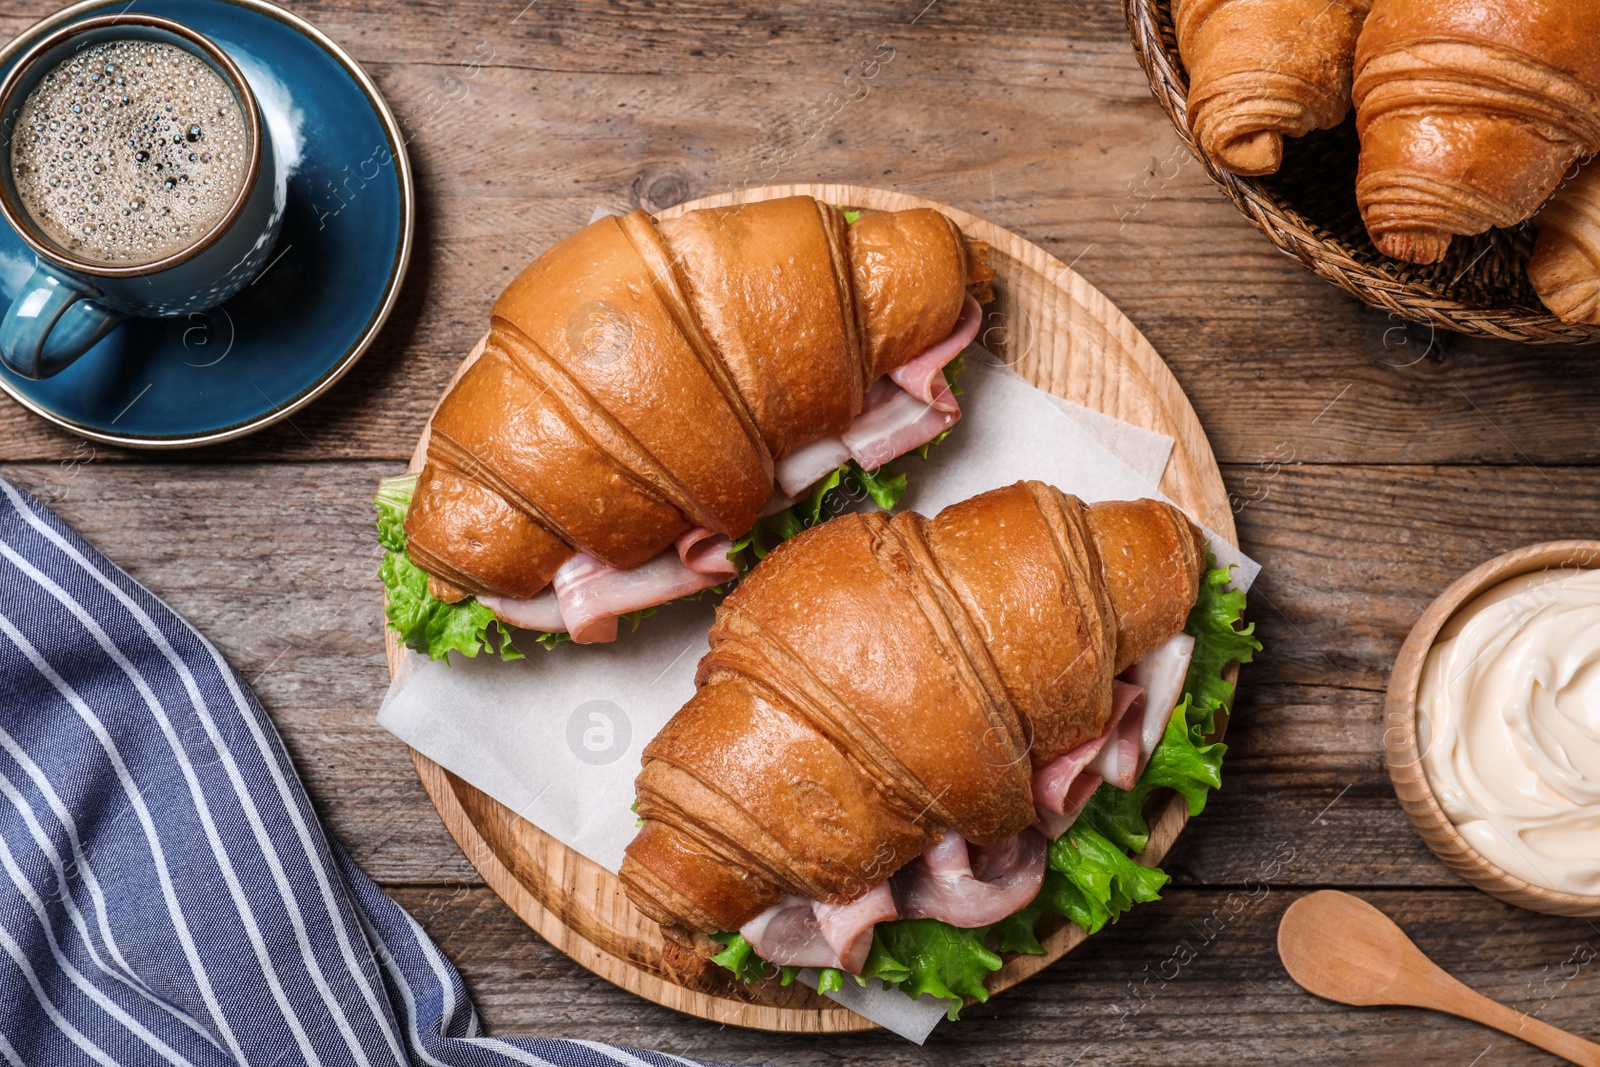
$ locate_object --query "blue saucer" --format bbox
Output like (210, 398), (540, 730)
(0, 0), (413, 448)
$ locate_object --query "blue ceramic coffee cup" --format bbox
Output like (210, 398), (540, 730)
(0, 14), (284, 379)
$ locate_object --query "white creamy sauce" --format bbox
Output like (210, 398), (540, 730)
(1416, 568), (1600, 896)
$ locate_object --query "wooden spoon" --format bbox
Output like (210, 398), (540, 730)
(1278, 890), (1600, 1066)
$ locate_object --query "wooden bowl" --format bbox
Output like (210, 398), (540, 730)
(387, 182), (1243, 1032)
(1385, 540), (1600, 917)
(1122, 0), (1600, 346)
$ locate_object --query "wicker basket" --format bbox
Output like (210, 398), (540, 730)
(1124, 0), (1600, 345)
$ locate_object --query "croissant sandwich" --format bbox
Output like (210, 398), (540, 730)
(375, 195), (994, 658)
(1529, 161), (1600, 326)
(1175, 0), (1372, 176)
(1352, 0), (1600, 264)
(621, 481), (1259, 1017)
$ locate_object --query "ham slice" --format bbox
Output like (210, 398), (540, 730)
(1033, 734), (1111, 817)
(888, 294), (982, 413)
(1032, 678), (1145, 836)
(740, 883), (897, 975)
(745, 827), (1047, 973)
(739, 896), (841, 970)
(1125, 632), (1196, 772)
(1031, 636), (1196, 836)
(479, 589), (566, 633)
(775, 436), (852, 498)
(1031, 735), (1110, 840)
(895, 827), (1047, 928)
(812, 881), (897, 974)
(550, 551), (724, 644)
(1086, 680), (1147, 791)
(776, 299), (977, 493)
(1034, 770), (1104, 839)
(842, 379), (961, 472)
(674, 527), (738, 578)
(758, 488), (800, 518)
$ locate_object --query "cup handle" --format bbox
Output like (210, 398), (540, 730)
(0, 264), (124, 379)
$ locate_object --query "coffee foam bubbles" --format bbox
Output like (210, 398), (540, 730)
(10, 39), (249, 266)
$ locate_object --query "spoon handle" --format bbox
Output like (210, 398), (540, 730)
(1426, 974), (1600, 1067)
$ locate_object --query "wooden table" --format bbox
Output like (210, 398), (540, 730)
(3, 1), (1597, 1063)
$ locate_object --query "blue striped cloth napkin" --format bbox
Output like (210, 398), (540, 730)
(0, 478), (748, 1067)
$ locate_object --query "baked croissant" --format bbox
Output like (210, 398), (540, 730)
(1352, 0), (1600, 264)
(621, 481), (1204, 945)
(403, 196), (991, 614)
(1173, 0), (1371, 176)
(1529, 161), (1600, 325)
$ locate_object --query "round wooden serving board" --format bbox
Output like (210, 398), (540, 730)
(385, 183), (1241, 1033)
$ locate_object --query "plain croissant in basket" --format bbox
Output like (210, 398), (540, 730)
(1529, 165), (1600, 327)
(1173, 0), (1372, 177)
(622, 481), (1218, 1001)
(1351, 0), (1600, 267)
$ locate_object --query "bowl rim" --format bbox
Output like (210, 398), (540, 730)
(1385, 539), (1600, 915)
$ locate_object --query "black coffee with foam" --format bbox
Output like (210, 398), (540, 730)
(10, 39), (250, 266)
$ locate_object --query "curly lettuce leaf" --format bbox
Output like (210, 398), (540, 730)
(867, 920), (1002, 1021)
(1072, 778), (1155, 855)
(1044, 826), (1169, 936)
(986, 897), (1048, 956)
(1143, 695), (1226, 813)
(708, 933), (770, 984)
(775, 964), (846, 993)
(379, 547), (522, 662)
(375, 474), (412, 553)
(532, 630), (573, 651)
(1184, 561), (1261, 735)
(374, 474), (527, 662)
(846, 461), (907, 511)
(855, 903), (1045, 1019)
(726, 466), (845, 571)
(857, 935), (914, 986)
(725, 460), (910, 573)
(710, 936), (849, 995)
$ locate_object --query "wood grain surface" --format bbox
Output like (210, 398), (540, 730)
(388, 181), (1240, 1032)
(3, 0), (1599, 1063)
